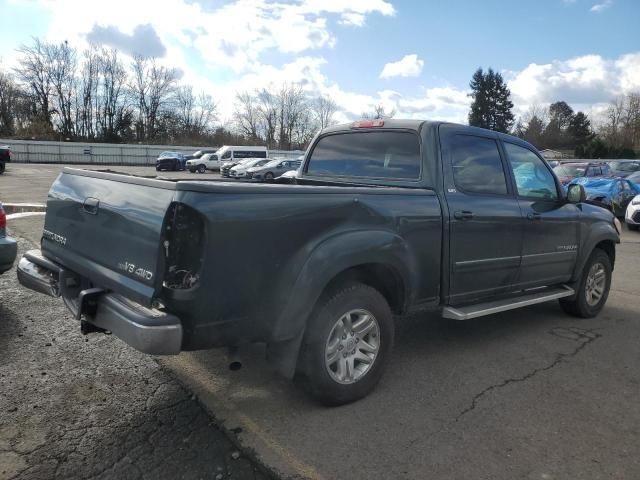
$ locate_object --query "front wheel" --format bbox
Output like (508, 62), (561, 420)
(628, 224), (639, 231)
(264, 171), (274, 182)
(297, 283), (394, 406)
(560, 248), (612, 318)
(198, 164), (206, 173)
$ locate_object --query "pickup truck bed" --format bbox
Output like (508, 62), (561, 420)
(17, 120), (620, 405)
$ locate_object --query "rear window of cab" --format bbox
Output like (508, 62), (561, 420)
(306, 131), (421, 180)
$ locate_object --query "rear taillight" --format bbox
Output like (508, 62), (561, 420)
(0, 208), (6, 230)
(8, 149), (12, 160)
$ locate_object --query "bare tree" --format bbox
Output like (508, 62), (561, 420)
(46, 40), (77, 138)
(96, 48), (130, 141)
(76, 46), (100, 139)
(131, 55), (179, 141)
(14, 38), (54, 129)
(256, 88), (278, 148)
(311, 95), (337, 130)
(233, 91), (261, 140)
(0, 72), (23, 135)
(175, 85), (218, 138)
(362, 104), (396, 120)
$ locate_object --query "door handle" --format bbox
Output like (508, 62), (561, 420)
(454, 210), (474, 220)
(83, 197), (100, 215)
(527, 212), (541, 221)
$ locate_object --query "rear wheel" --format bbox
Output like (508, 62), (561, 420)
(560, 248), (612, 318)
(198, 164), (206, 173)
(297, 282), (394, 406)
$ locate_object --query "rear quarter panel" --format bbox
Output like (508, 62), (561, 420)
(168, 186), (442, 349)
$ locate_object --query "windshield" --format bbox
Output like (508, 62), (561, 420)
(554, 165), (586, 177)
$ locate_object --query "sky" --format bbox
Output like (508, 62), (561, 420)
(0, 0), (639, 125)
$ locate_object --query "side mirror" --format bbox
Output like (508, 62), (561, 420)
(567, 184), (586, 204)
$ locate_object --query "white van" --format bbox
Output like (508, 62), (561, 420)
(186, 145), (268, 173)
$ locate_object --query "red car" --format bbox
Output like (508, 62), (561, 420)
(553, 161), (611, 185)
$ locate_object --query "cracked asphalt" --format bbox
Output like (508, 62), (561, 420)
(0, 229), (271, 479)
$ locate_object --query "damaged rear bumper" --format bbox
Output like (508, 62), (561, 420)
(17, 249), (182, 355)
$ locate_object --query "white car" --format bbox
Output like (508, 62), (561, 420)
(625, 194), (640, 231)
(229, 158), (270, 178)
(186, 153), (219, 173)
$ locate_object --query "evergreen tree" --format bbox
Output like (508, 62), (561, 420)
(468, 67), (514, 133)
(568, 111), (593, 149)
(522, 115), (545, 146)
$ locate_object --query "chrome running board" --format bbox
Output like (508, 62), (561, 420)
(442, 285), (575, 321)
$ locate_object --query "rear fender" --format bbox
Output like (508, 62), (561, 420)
(271, 229), (416, 342)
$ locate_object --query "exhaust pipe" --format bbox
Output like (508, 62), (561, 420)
(228, 347), (242, 371)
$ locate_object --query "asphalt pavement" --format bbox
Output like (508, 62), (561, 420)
(2, 163), (640, 480)
(1, 215), (269, 480)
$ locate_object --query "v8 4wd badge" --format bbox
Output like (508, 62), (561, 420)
(118, 261), (153, 281)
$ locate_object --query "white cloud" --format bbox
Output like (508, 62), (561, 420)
(508, 52), (640, 111)
(590, 0), (613, 12)
(19, 0), (395, 73)
(380, 54), (424, 79)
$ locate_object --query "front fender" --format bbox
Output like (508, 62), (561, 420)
(270, 229), (417, 341)
(571, 216), (619, 283)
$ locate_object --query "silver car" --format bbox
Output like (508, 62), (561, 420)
(0, 202), (17, 274)
(247, 158), (302, 182)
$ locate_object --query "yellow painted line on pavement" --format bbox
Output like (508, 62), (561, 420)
(165, 357), (326, 480)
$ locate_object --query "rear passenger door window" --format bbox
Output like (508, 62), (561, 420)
(450, 135), (508, 195)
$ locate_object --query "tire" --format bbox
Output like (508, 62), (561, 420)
(0, 162), (5, 174)
(198, 164), (206, 173)
(559, 248), (612, 318)
(155, 166), (161, 171)
(628, 224), (638, 231)
(264, 171), (274, 182)
(189, 167), (196, 173)
(297, 282), (394, 406)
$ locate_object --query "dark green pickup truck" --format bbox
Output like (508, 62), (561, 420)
(17, 120), (620, 405)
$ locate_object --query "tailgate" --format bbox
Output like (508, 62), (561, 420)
(42, 169), (176, 306)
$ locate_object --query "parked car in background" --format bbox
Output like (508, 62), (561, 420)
(569, 176), (639, 218)
(246, 158), (302, 181)
(625, 194), (640, 230)
(607, 160), (640, 178)
(155, 151), (187, 171)
(187, 153), (218, 173)
(553, 162), (611, 185)
(17, 119), (621, 405)
(626, 171), (640, 185)
(0, 202), (18, 274)
(229, 158), (270, 178)
(192, 145), (268, 174)
(0, 146), (12, 174)
(185, 148), (217, 160)
(221, 158), (260, 177)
